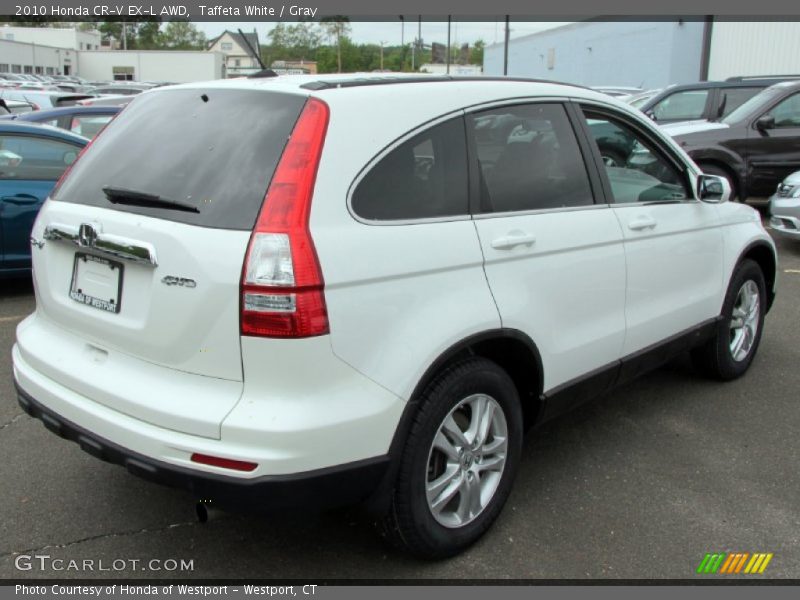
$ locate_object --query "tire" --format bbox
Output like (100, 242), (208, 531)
(699, 163), (740, 202)
(692, 259), (766, 380)
(380, 357), (523, 559)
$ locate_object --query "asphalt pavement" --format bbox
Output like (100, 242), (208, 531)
(1, 219), (798, 580)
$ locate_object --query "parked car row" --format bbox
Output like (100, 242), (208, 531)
(0, 121), (88, 276)
(592, 76), (800, 201)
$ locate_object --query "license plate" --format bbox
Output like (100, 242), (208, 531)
(69, 253), (123, 314)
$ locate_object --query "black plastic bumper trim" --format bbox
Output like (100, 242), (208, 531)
(15, 382), (390, 512)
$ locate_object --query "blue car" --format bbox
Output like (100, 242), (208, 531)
(0, 122), (88, 277)
(2, 105), (120, 139)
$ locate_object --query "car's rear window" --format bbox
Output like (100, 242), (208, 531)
(54, 88), (306, 230)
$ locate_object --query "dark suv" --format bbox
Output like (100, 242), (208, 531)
(659, 81), (800, 199)
(640, 77), (798, 124)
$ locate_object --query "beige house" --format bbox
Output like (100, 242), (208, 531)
(207, 30), (261, 78)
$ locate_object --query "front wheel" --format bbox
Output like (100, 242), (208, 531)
(692, 259), (766, 380)
(381, 357), (523, 559)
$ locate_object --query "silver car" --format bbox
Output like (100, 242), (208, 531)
(769, 170), (800, 239)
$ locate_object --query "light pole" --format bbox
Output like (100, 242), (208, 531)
(380, 41), (385, 70)
(399, 16), (405, 71)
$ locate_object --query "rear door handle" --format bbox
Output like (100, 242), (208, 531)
(2, 194), (41, 206)
(628, 215), (657, 231)
(490, 231), (537, 250)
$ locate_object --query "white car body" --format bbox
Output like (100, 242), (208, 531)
(13, 75), (777, 517)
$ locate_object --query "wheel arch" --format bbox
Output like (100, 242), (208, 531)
(732, 240), (777, 312)
(364, 328), (544, 514)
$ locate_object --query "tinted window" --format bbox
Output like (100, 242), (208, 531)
(351, 117), (468, 220)
(581, 110), (689, 203)
(54, 89), (305, 230)
(766, 92), (800, 127)
(652, 89), (709, 121)
(0, 135), (80, 181)
(719, 87), (761, 118)
(470, 103), (593, 213)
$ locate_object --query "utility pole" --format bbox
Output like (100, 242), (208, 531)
(399, 16), (405, 71)
(446, 16), (451, 74)
(122, 21), (127, 51)
(380, 41), (385, 70)
(418, 16), (422, 69)
(503, 16), (510, 76)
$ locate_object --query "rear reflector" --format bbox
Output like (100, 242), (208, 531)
(190, 453), (258, 472)
(240, 97), (330, 338)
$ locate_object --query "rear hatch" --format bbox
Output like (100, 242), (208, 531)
(28, 86), (306, 434)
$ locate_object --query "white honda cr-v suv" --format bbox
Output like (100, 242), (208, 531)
(13, 75), (777, 558)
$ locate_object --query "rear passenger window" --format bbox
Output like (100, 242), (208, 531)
(470, 103), (594, 213)
(652, 89), (709, 121)
(351, 117), (468, 221)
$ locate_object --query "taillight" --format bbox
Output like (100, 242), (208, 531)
(240, 97), (330, 338)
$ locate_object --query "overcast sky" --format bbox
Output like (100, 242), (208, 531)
(196, 21), (569, 47)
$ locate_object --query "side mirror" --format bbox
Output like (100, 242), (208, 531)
(756, 115), (775, 131)
(697, 174), (730, 203)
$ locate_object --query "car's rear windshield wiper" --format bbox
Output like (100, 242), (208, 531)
(102, 185), (200, 213)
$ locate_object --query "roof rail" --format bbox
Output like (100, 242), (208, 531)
(725, 74), (800, 82)
(299, 75), (590, 91)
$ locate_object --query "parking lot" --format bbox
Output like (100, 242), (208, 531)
(1, 215), (798, 580)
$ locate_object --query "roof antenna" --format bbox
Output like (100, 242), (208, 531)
(238, 28), (266, 71)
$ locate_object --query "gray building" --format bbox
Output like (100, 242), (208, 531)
(483, 20), (705, 89)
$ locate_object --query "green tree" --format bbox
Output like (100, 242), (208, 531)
(136, 21), (162, 50)
(161, 21), (206, 50)
(471, 40), (485, 66)
(320, 17), (351, 73)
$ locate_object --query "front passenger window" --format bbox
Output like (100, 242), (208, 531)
(581, 111), (689, 204)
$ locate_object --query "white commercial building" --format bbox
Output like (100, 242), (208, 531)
(77, 51), (225, 83)
(0, 39), (76, 76)
(419, 63), (482, 76)
(707, 22), (800, 80)
(0, 25), (101, 52)
(484, 20), (800, 88)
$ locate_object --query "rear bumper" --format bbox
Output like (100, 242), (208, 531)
(15, 383), (390, 511)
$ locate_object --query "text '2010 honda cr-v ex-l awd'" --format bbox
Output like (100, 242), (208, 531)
(13, 74), (777, 558)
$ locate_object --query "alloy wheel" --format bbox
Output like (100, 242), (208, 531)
(729, 280), (760, 362)
(425, 394), (508, 528)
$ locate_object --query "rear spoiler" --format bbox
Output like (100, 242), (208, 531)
(55, 95), (96, 107)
